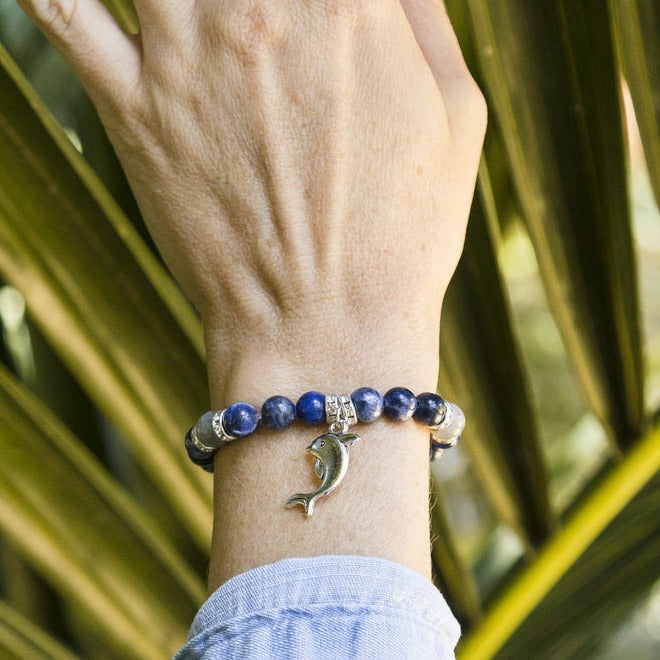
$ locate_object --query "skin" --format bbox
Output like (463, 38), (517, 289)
(18, 0), (486, 592)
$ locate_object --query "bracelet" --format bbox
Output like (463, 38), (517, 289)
(185, 387), (465, 516)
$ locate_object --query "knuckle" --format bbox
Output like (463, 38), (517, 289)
(216, 1), (287, 62)
(32, 0), (77, 38)
(464, 81), (488, 130)
(450, 77), (488, 135)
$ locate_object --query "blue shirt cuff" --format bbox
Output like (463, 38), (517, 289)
(174, 554), (460, 659)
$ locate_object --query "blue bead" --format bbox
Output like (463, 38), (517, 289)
(383, 387), (417, 421)
(296, 391), (326, 425)
(351, 387), (383, 423)
(223, 402), (258, 437)
(413, 392), (446, 427)
(261, 395), (296, 430)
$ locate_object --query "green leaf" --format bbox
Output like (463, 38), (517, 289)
(430, 478), (483, 630)
(0, 536), (70, 640)
(72, 95), (152, 246)
(0, 600), (77, 660)
(0, 43), (213, 547)
(441, 189), (554, 549)
(0, 364), (205, 659)
(499, 469), (660, 658)
(458, 419), (660, 659)
(465, 0), (644, 448)
(610, 0), (660, 206)
(100, 0), (139, 34)
(445, 0), (523, 241)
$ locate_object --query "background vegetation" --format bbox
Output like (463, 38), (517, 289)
(0, 0), (658, 658)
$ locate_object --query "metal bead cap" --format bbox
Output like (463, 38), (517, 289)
(325, 394), (358, 428)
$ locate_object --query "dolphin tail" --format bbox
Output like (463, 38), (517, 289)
(285, 493), (315, 516)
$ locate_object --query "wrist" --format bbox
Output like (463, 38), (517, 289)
(199, 311), (444, 589)
(202, 316), (441, 408)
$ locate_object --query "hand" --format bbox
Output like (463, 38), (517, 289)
(18, 0), (485, 401)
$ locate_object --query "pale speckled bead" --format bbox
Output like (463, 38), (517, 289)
(429, 401), (465, 448)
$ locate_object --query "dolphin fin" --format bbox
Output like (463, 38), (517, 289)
(285, 493), (315, 516)
(339, 433), (360, 447)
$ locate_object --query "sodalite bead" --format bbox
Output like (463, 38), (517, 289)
(223, 402), (259, 438)
(351, 387), (383, 423)
(383, 387), (417, 421)
(261, 395), (296, 430)
(413, 392), (447, 427)
(296, 391), (326, 425)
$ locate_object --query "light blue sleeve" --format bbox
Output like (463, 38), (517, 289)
(174, 555), (461, 659)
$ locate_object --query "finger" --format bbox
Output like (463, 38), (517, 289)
(399, 0), (486, 136)
(16, 0), (142, 109)
(132, 0), (194, 42)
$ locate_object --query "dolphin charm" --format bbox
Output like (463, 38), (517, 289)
(286, 432), (360, 516)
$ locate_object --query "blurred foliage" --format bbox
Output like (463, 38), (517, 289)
(0, 0), (659, 658)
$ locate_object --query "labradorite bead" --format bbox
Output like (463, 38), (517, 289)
(296, 391), (326, 425)
(195, 410), (222, 449)
(223, 402), (259, 437)
(413, 392), (447, 427)
(383, 387), (417, 421)
(261, 395), (296, 430)
(351, 387), (383, 423)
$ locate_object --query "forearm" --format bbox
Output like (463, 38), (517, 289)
(205, 319), (440, 591)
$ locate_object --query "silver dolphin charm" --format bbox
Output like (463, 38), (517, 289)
(286, 432), (360, 516)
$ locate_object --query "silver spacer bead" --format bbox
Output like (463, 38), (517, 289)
(190, 425), (215, 454)
(325, 393), (358, 433)
(429, 401), (465, 449)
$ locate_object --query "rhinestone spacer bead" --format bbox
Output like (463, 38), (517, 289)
(211, 410), (238, 446)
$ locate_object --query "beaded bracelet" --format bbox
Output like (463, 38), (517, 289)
(185, 387), (465, 516)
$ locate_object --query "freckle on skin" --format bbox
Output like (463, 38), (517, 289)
(416, 166), (423, 175)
